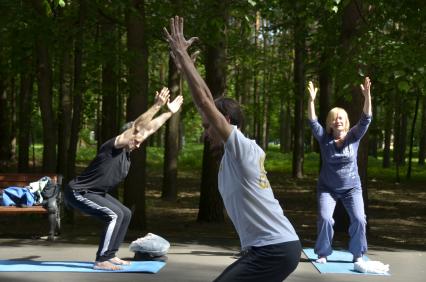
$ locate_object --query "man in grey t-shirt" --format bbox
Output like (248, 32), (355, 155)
(165, 16), (301, 281)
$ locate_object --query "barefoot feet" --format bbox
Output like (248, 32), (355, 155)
(109, 257), (131, 265)
(93, 260), (122, 270)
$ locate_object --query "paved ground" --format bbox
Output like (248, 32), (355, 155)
(0, 237), (424, 282)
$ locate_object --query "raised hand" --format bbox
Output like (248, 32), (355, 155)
(167, 95), (184, 113)
(307, 81), (318, 101)
(164, 16), (198, 53)
(155, 87), (170, 106)
(360, 76), (371, 98)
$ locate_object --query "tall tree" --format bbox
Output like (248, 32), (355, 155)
(18, 57), (35, 172)
(418, 95), (426, 165)
(292, 1), (307, 179)
(57, 7), (73, 176)
(99, 18), (119, 146)
(162, 58), (182, 201)
(67, 0), (86, 182)
(333, 0), (370, 231)
(197, 0), (228, 222)
(0, 4), (15, 166)
(162, 0), (183, 202)
(406, 90), (420, 179)
(0, 60), (11, 166)
(382, 100), (393, 168)
(125, 0), (149, 229)
(252, 12), (261, 143)
(31, 0), (57, 172)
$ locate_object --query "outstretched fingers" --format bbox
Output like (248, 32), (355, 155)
(307, 81), (318, 100)
(190, 50), (200, 63)
(178, 16), (184, 35)
(168, 95), (184, 113)
(360, 76), (371, 95)
(171, 17), (178, 38)
(156, 87), (170, 105)
(163, 26), (172, 42)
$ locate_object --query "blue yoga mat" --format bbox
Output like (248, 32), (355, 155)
(303, 248), (389, 275)
(0, 260), (166, 273)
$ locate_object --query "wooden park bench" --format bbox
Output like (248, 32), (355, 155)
(0, 173), (62, 240)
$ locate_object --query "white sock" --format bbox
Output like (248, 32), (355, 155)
(353, 256), (363, 263)
(316, 257), (327, 264)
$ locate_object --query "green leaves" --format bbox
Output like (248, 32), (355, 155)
(397, 81), (410, 92)
(248, 0), (257, 7)
(53, 0), (66, 8)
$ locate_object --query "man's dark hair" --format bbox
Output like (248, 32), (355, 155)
(214, 97), (244, 129)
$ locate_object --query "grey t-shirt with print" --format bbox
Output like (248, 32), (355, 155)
(218, 126), (299, 250)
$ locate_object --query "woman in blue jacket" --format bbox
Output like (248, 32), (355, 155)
(307, 77), (372, 264)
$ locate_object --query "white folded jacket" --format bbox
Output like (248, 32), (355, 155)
(354, 260), (390, 274)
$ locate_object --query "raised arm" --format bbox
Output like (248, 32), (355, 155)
(133, 87), (170, 132)
(360, 77), (372, 116)
(307, 81), (318, 121)
(114, 94), (183, 150)
(136, 95), (184, 142)
(164, 16), (232, 142)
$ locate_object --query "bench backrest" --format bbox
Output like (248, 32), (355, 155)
(0, 174), (62, 191)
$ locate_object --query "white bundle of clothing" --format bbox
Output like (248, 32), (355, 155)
(27, 177), (51, 204)
(354, 260), (390, 274)
(129, 233), (170, 257)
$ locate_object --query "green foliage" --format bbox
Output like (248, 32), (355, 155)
(1, 0), (425, 182)
(146, 143), (204, 171)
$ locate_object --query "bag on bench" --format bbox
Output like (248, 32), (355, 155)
(1, 187), (35, 207)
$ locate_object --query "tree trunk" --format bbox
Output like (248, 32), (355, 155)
(100, 20), (119, 145)
(65, 0), (87, 224)
(0, 79), (11, 166)
(382, 102), (393, 168)
(18, 60), (34, 172)
(368, 102), (378, 158)
(198, 0), (227, 223)
(318, 54), (331, 135)
(280, 99), (292, 153)
(125, 0), (148, 229)
(162, 0), (183, 201)
(292, 10), (306, 179)
(162, 58), (181, 201)
(252, 12), (261, 142)
(260, 23), (270, 150)
(240, 64), (251, 132)
(418, 95), (426, 165)
(406, 91), (420, 179)
(57, 46), (72, 176)
(261, 79), (270, 150)
(32, 0), (56, 172)
(334, 0), (369, 232)
(393, 94), (408, 168)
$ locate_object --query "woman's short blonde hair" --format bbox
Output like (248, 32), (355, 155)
(326, 107), (350, 134)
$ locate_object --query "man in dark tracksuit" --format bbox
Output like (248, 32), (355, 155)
(65, 87), (183, 270)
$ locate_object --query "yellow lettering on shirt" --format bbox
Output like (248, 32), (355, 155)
(259, 155), (270, 189)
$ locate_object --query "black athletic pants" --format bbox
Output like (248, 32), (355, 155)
(64, 188), (132, 262)
(214, 240), (301, 282)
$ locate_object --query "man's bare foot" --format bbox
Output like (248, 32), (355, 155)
(93, 260), (122, 270)
(109, 257), (131, 265)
